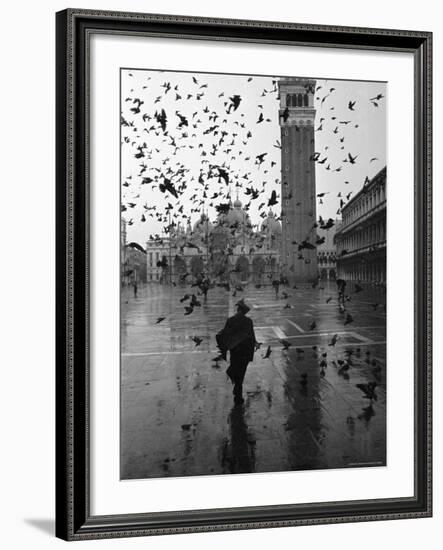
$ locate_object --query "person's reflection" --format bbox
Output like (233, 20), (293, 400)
(220, 405), (255, 474)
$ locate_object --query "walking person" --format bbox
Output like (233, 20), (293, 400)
(199, 275), (210, 302)
(133, 280), (138, 298)
(336, 277), (346, 312)
(216, 299), (256, 405)
(272, 278), (280, 298)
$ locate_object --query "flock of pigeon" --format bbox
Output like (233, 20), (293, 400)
(121, 72), (281, 239)
(121, 70), (385, 243)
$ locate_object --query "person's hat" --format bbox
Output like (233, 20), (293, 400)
(235, 299), (250, 314)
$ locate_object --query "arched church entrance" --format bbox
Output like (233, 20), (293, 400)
(235, 256), (250, 282)
(252, 256), (266, 285)
(211, 252), (229, 282)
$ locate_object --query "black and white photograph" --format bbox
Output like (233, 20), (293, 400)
(120, 68), (387, 480)
(0, 0), (437, 546)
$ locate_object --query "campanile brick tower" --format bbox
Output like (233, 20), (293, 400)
(278, 78), (318, 283)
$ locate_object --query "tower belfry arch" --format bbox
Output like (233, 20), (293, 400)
(278, 78), (318, 283)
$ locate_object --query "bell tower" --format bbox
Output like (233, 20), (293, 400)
(278, 78), (318, 283)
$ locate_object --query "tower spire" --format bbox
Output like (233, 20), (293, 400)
(278, 77), (318, 283)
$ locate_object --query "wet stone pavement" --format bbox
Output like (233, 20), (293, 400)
(121, 281), (386, 480)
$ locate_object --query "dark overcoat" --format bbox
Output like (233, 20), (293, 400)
(216, 313), (256, 363)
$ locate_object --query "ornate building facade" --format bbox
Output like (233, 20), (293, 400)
(278, 78), (318, 283)
(145, 198), (282, 285)
(335, 167), (386, 283)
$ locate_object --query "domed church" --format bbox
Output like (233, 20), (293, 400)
(147, 196), (282, 286)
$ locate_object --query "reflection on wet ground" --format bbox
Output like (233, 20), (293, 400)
(121, 281), (386, 479)
(221, 405), (256, 474)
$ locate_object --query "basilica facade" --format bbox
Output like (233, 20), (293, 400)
(146, 197), (282, 285)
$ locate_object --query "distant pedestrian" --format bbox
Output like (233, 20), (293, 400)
(336, 278), (346, 311)
(216, 299), (256, 405)
(133, 281), (138, 298)
(199, 276), (210, 302)
(272, 279), (280, 298)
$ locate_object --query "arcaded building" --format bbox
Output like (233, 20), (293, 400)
(335, 167), (387, 283)
(317, 223), (338, 280)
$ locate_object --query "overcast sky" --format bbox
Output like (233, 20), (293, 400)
(121, 69), (386, 245)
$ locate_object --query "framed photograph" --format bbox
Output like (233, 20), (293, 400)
(55, 9), (432, 540)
